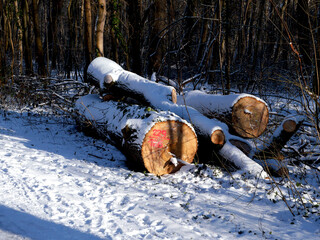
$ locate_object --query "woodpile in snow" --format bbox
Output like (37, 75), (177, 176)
(75, 57), (302, 177)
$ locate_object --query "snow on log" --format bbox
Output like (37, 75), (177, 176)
(253, 116), (304, 176)
(219, 142), (269, 178)
(87, 57), (177, 104)
(75, 94), (198, 176)
(177, 90), (269, 138)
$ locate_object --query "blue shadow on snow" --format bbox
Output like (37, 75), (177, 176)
(0, 205), (108, 240)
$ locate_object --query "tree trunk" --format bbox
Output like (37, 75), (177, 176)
(296, 0), (311, 65)
(128, 0), (142, 75)
(49, 0), (64, 70)
(75, 94), (198, 176)
(22, 0), (33, 75)
(14, 0), (23, 74)
(251, 0), (265, 73)
(178, 90), (269, 138)
(96, 0), (106, 57)
(184, 0), (198, 65)
(224, 0), (231, 94)
(0, 0), (5, 80)
(84, 0), (93, 81)
(31, 0), (46, 76)
(109, 0), (120, 63)
(148, 0), (167, 73)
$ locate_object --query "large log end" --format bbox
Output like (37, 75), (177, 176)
(141, 120), (198, 176)
(232, 96), (269, 138)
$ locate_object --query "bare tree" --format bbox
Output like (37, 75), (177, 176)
(296, 0), (311, 65)
(14, 0), (23, 74)
(49, 0), (64, 70)
(31, 0), (46, 76)
(22, 0), (33, 75)
(0, 0), (5, 79)
(149, 0), (167, 74)
(96, 0), (106, 57)
(128, 0), (143, 74)
(84, 0), (93, 81)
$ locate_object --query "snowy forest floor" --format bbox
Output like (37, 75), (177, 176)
(0, 76), (319, 239)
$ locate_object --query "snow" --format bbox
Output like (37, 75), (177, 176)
(0, 109), (319, 240)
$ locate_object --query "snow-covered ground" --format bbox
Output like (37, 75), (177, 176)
(0, 109), (319, 240)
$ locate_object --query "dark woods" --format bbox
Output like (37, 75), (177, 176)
(0, 0), (319, 94)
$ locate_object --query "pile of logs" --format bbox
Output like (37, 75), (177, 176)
(75, 57), (303, 177)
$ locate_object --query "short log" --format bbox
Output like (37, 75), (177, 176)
(254, 116), (304, 159)
(75, 94), (198, 176)
(253, 116), (304, 176)
(178, 90), (269, 138)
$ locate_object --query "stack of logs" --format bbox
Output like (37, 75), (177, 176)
(75, 57), (302, 177)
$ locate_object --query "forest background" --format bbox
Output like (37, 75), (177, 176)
(0, 0), (319, 129)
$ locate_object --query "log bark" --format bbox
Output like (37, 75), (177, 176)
(229, 139), (252, 156)
(87, 57), (177, 104)
(75, 94), (198, 176)
(178, 90), (269, 138)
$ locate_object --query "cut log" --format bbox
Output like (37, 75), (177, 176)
(253, 116), (304, 176)
(177, 90), (269, 138)
(87, 57), (227, 150)
(75, 94), (197, 176)
(87, 57), (177, 105)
